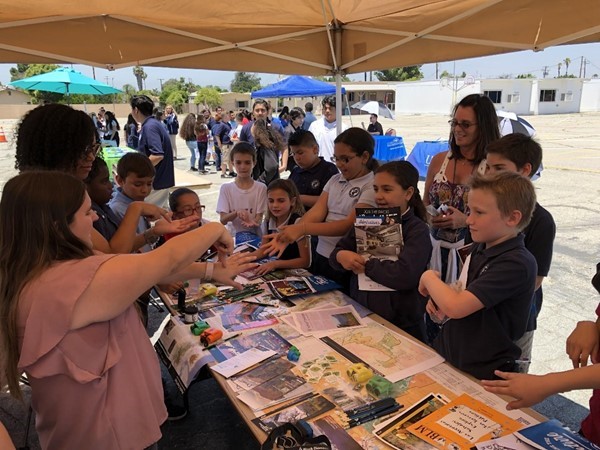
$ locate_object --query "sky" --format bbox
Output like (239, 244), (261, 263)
(0, 43), (598, 91)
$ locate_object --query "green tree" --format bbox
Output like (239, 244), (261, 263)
(159, 77), (194, 112)
(440, 70), (467, 79)
(194, 87), (222, 109)
(10, 63), (62, 104)
(516, 73), (536, 79)
(375, 66), (424, 82)
(133, 66), (147, 91)
(230, 72), (261, 93)
(557, 62), (562, 77)
(564, 58), (571, 76)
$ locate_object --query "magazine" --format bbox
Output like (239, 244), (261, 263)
(252, 394), (336, 433)
(354, 207), (403, 291)
(267, 275), (341, 299)
(515, 419), (600, 450)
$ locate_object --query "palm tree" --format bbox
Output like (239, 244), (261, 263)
(557, 62), (562, 77)
(564, 58), (571, 76)
(132, 66), (147, 91)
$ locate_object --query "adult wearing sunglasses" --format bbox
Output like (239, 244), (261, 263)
(423, 94), (499, 310)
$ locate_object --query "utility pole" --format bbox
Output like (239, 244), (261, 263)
(435, 63), (439, 79)
(579, 56), (584, 78)
(542, 66), (549, 78)
(158, 78), (164, 91)
(584, 58), (588, 78)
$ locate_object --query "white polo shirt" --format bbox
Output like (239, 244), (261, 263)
(316, 172), (376, 257)
(308, 118), (348, 164)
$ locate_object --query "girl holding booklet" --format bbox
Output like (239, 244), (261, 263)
(329, 161), (432, 342)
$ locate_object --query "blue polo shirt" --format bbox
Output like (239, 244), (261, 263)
(433, 234), (537, 379)
(289, 158), (338, 209)
(137, 116), (174, 190)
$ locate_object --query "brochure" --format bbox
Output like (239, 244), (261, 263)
(208, 328), (292, 363)
(354, 207), (403, 291)
(288, 305), (364, 335)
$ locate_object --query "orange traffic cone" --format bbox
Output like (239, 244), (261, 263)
(0, 126), (6, 143)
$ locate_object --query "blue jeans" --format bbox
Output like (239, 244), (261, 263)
(186, 140), (197, 168)
(197, 141), (208, 171)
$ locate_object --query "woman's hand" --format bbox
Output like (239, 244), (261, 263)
(430, 205), (467, 229)
(213, 253), (258, 289)
(213, 227), (235, 256)
(336, 250), (366, 274)
(481, 371), (552, 410)
(260, 234), (289, 258)
(566, 320), (600, 368)
(153, 216), (199, 236)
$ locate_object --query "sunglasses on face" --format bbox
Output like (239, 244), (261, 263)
(448, 119), (477, 130)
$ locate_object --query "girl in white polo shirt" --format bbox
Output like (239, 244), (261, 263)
(263, 127), (377, 291)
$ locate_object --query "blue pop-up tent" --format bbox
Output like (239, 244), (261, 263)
(251, 75), (345, 98)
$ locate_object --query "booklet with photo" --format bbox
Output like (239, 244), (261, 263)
(374, 393), (448, 450)
(267, 277), (316, 299)
(252, 394), (336, 433)
(354, 207), (403, 291)
(407, 393), (523, 449)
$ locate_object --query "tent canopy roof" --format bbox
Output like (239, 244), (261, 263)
(1, 1), (598, 76)
(251, 75), (344, 98)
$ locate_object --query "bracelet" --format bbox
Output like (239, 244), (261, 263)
(144, 228), (159, 245)
(205, 263), (214, 282)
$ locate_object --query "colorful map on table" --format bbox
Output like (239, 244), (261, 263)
(326, 321), (444, 383)
(209, 328), (292, 363)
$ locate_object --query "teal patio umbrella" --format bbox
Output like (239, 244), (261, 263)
(9, 67), (122, 95)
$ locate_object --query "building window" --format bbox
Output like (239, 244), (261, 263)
(560, 91), (573, 102)
(348, 92), (355, 102)
(507, 93), (520, 103)
(539, 90), (556, 102)
(236, 100), (249, 108)
(484, 90), (502, 103)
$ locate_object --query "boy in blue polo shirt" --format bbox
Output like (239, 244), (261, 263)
(485, 133), (556, 368)
(288, 129), (338, 211)
(419, 171), (538, 380)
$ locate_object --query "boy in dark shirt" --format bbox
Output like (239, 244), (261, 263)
(485, 133), (556, 368)
(419, 171), (538, 380)
(288, 129), (338, 211)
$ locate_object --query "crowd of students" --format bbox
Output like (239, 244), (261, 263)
(3, 93), (600, 449)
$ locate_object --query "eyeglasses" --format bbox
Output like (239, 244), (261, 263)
(330, 155), (357, 164)
(179, 205), (205, 217)
(84, 142), (101, 157)
(448, 119), (477, 130)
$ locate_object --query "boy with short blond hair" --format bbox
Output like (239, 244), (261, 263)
(486, 133), (556, 366)
(419, 171), (538, 380)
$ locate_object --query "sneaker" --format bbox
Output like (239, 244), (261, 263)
(166, 401), (188, 421)
(199, 170), (209, 175)
(221, 173), (234, 178)
(190, 166), (198, 171)
(229, 171), (237, 177)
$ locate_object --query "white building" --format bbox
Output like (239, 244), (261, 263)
(391, 77), (600, 116)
